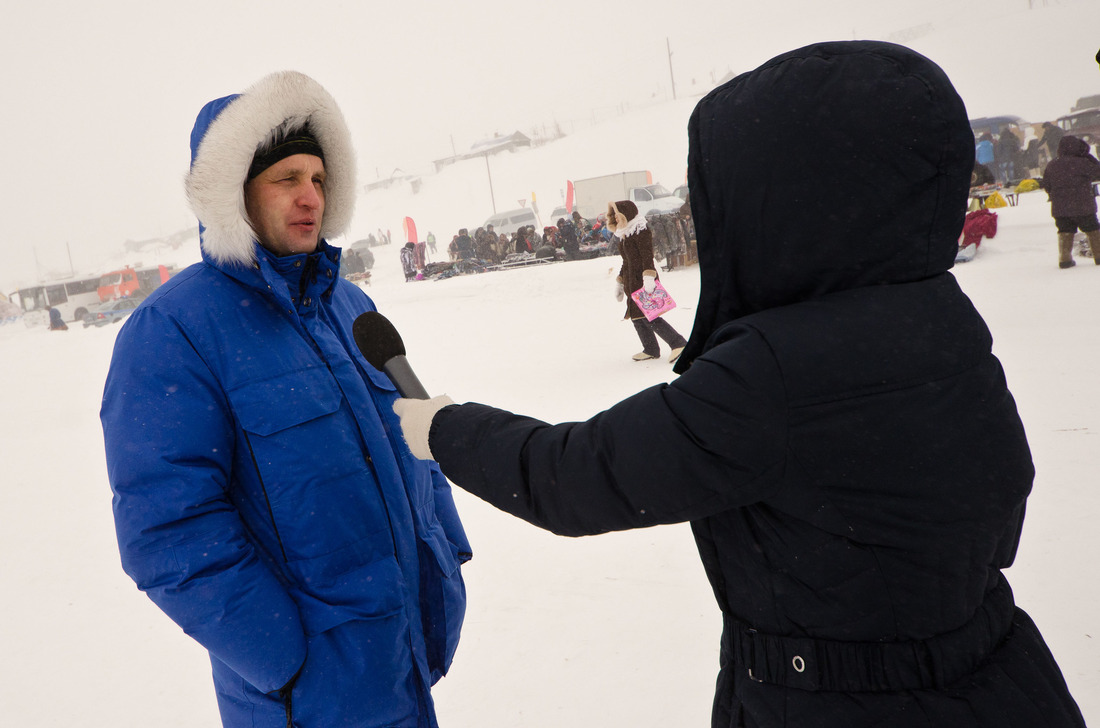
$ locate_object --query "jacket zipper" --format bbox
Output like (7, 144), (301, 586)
(242, 431), (289, 563)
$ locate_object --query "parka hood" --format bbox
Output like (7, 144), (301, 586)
(185, 71), (357, 268)
(608, 200), (647, 238)
(1056, 134), (1090, 158)
(675, 41), (973, 372)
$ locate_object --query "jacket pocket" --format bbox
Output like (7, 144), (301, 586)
(230, 366), (341, 436)
(285, 542), (406, 636)
(416, 520), (466, 683)
(228, 368), (393, 564)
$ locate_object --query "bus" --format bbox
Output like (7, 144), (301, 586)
(98, 264), (173, 302)
(13, 276), (103, 323)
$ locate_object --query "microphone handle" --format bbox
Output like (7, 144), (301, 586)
(382, 355), (430, 400)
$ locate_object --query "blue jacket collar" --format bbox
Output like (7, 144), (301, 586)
(206, 238), (343, 311)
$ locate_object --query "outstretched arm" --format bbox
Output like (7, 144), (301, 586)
(420, 325), (788, 537)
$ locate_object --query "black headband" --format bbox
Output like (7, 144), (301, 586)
(247, 123), (325, 180)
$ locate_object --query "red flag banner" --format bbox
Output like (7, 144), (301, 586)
(565, 181), (574, 214)
(403, 216), (418, 244)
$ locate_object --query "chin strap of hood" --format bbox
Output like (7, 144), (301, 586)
(184, 71), (357, 268)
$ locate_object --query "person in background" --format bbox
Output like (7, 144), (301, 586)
(1039, 121), (1065, 167)
(571, 209), (590, 234)
(101, 71), (470, 728)
(390, 41), (1084, 728)
(341, 247), (365, 279)
(454, 228), (475, 261)
(1039, 134), (1100, 269)
(401, 240), (418, 280)
(557, 217), (581, 260)
(513, 227), (532, 255)
(971, 160), (996, 188)
(483, 224), (499, 263)
(608, 199), (687, 363)
(47, 306), (68, 330)
(995, 127), (1021, 184)
(975, 131), (995, 170)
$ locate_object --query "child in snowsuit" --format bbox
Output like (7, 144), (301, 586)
(1039, 134), (1100, 268)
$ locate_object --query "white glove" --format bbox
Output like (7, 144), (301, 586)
(393, 395), (454, 461)
(643, 274), (656, 294)
(615, 280), (625, 302)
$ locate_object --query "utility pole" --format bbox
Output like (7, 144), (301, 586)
(484, 153), (496, 214)
(667, 37), (677, 101)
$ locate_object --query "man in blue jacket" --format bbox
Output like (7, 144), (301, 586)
(101, 71), (470, 728)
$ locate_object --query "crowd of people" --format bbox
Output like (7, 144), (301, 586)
(969, 118), (1100, 270)
(974, 121), (1067, 185)
(383, 206), (696, 283)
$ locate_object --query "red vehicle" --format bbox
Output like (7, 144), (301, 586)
(98, 265), (172, 302)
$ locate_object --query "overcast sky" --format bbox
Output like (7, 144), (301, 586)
(3, 0), (1097, 293)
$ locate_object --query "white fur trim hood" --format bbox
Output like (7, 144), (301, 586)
(615, 211), (648, 239)
(185, 71), (357, 267)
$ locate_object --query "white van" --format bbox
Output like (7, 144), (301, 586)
(483, 208), (540, 237)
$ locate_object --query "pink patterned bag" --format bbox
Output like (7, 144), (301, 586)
(630, 280), (677, 322)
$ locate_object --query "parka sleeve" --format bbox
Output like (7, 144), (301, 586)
(427, 325), (787, 537)
(101, 306), (307, 693)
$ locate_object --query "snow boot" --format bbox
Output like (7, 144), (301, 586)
(632, 351), (658, 361)
(1058, 232), (1076, 268)
(1088, 230), (1100, 264)
(669, 346), (685, 364)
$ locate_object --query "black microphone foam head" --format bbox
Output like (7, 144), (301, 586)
(352, 311), (406, 371)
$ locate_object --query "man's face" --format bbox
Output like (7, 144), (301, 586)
(244, 153), (326, 256)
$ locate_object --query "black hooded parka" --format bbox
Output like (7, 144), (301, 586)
(427, 42), (1085, 727)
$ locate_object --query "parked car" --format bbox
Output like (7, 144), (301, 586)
(969, 115), (1028, 141)
(482, 207), (541, 237)
(628, 183), (687, 216)
(1057, 107), (1100, 149)
(673, 184), (689, 201)
(82, 296), (143, 327)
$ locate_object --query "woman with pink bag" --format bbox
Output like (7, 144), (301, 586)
(609, 199), (687, 363)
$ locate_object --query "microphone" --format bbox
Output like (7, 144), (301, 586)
(352, 311), (430, 400)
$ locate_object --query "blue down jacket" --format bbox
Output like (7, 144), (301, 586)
(102, 239), (470, 727)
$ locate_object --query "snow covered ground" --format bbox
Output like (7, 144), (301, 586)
(1, 183), (1098, 726)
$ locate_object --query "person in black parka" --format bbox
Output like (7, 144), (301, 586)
(1039, 134), (1100, 268)
(393, 41), (1085, 727)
